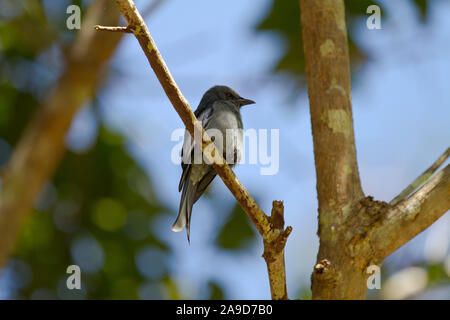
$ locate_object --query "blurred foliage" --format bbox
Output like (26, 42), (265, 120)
(425, 263), (449, 286)
(412, 0), (429, 20)
(0, 0), (54, 59)
(376, 260), (450, 299)
(0, 0), (170, 299)
(215, 203), (256, 250)
(297, 287), (312, 300)
(255, 0), (430, 89)
(207, 281), (225, 300)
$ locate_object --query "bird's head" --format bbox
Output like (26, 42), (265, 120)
(201, 85), (255, 107)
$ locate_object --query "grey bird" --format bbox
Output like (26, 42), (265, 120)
(171, 85), (255, 242)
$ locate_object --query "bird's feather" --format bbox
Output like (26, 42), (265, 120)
(172, 179), (197, 243)
(194, 169), (217, 203)
(178, 106), (213, 192)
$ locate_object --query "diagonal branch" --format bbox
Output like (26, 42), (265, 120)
(390, 147), (449, 206)
(105, 0), (291, 300)
(372, 164), (450, 259)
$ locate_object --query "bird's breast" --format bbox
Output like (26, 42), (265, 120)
(207, 110), (243, 165)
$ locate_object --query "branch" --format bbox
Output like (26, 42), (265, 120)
(112, 0), (270, 236)
(371, 164), (450, 259)
(95, 25), (132, 33)
(108, 0), (291, 299)
(95, 0), (165, 33)
(263, 201), (292, 300)
(0, 0), (123, 267)
(390, 147), (450, 206)
(94, 0), (166, 34)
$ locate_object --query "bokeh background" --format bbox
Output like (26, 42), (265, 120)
(0, 0), (449, 299)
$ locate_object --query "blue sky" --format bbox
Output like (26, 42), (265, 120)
(65, 0), (450, 299)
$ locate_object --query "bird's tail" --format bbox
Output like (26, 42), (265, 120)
(171, 180), (196, 243)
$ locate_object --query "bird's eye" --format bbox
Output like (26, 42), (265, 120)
(225, 92), (234, 99)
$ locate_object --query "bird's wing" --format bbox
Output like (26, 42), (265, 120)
(193, 169), (216, 203)
(178, 106), (214, 192)
(192, 100), (242, 202)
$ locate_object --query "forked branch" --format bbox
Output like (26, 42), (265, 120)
(299, 0), (449, 300)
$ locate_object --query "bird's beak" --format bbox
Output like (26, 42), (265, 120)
(237, 98), (255, 106)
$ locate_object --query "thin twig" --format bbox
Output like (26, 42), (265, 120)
(390, 147), (450, 206)
(95, 0), (165, 32)
(108, 0), (291, 300)
(95, 25), (132, 33)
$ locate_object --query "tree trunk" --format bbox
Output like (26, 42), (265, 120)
(299, 0), (366, 299)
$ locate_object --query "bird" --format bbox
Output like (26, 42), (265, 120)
(171, 85), (255, 242)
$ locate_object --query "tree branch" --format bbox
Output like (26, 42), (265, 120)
(390, 147), (449, 206)
(371, 164), (450, 259)
(95, 25), (132, 33)
(109, 0), (291, 299)
(263, 201), (292, 300)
